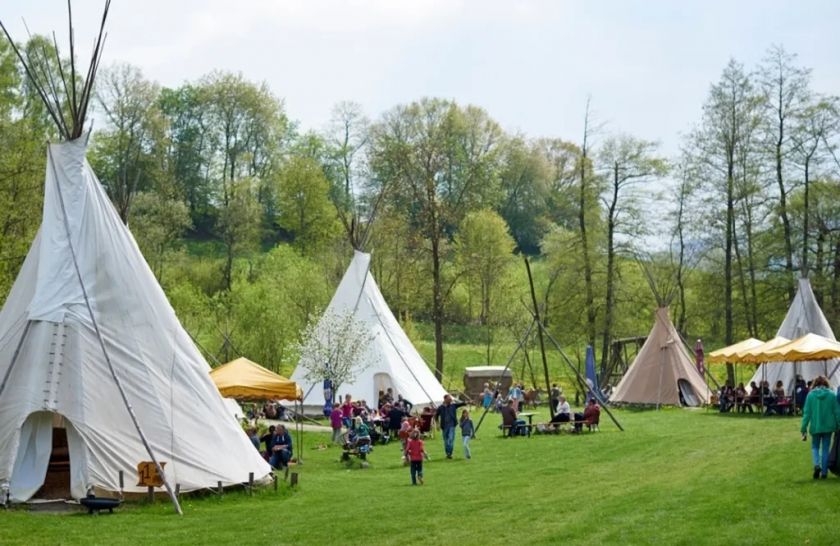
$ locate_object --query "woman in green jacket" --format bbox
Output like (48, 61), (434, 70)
(800, 375), (840, 479)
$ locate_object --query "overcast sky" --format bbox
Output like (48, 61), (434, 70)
(2, 0), (838, 157)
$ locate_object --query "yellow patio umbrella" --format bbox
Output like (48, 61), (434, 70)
(707, 338), (764, 363)
(210, 357), (302, 400)
(758, 333), (840, 362)
(733, 336), (791, 364)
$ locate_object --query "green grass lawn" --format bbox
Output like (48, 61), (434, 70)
(3, 408), (836, 545)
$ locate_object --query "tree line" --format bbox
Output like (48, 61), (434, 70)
(0, 36), (838, 384)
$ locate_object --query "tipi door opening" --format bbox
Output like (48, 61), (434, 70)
(373, 373), (394, 400)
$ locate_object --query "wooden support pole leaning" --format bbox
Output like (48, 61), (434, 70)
(520, 301), (624, 431)
(473, 320), (536, 435)
(524, 256), (554, 418)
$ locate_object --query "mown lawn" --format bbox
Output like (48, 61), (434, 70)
(2, 408), (836, 545)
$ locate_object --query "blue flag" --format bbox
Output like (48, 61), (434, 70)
(585, 345), (601, 403)
(323, 378), (333, 417)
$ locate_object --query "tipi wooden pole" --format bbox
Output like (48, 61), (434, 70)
(523, 307), (624, 431)
(473, 320), (536, 435)
(524, 257), (554, 418)
(0, 321), (32, 399)
(48, 148), (183, 515)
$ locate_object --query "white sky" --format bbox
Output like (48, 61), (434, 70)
(2, 0), (838, 157)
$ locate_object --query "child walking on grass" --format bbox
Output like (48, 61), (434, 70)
(404, 429), (427, 485)
(460, 409), (474, 459)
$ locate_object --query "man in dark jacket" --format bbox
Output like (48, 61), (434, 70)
(435, 394), (464, 459)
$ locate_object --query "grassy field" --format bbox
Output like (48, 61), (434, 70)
(3, 407), (837, 545)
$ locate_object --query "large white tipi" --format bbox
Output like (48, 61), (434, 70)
(291, 251), (447, 413)
(0, 5), (269, 509)
(748, 277), (840, 391)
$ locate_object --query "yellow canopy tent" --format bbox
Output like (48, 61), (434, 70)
(758, 333), (840, 362)
(707, 338), (763, 363)
(733, 336), (791, 364)
(210, 357), (302, 401)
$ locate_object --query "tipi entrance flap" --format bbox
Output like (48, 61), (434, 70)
(677, 379), (701, 407)
(9, 412), (52, 501)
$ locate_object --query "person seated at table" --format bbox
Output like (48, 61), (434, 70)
(765, 381), (790, 416)
(377, 390), (387, 410)
(260, 425), (276, 460)
(747, 381), (761, 408)
(574, 398), (600, 432)
(734, 383), (752, 413)
(500, 400), (526, 436)
(269, 425), (293, 469)
(718, 385), (735, 413)
(773, 380), (786, 400)
(549, 396), (572, 426)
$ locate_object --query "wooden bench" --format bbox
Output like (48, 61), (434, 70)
(500, 424), (534, 438)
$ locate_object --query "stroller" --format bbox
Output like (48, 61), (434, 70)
(341, 429), (372, 467)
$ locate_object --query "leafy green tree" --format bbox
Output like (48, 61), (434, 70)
(276, 156), (341, 253)
(597, 134), (667, 371)
(369, 98), (504, 379)
(90, 63), (164, 223)
(128, 191), (191, 282)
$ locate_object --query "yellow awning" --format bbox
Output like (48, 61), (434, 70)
(759, 333), (840, 362)
(707, 338), (764, 363)
(733, 336), (791, 363)
(209, 357), (302, 401)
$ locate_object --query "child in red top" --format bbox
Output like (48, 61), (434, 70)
(404, 429), (427, 485)
(341, 395), (353, 428)
(329, 403), (343, 444)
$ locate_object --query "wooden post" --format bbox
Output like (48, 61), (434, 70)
(147, 486), (154, 503)
(284, 467), (290, 482)
(248, 473), (254, 495)
(273, 474), (278, 492)
(217, 481), (223, 496)
(175, 484), (180, 498)
(290, 472), (298, 487)
(524, 257), (554, 418)
(118, 470), (124, 497)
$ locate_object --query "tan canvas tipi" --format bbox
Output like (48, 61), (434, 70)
(610, 261), (709, 406)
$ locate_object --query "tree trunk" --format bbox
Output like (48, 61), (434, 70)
(431, 233), (445, 381)
(801, 160), (810, 276)
(776, 126), (796, 300)
(724, 162), (735, 385)
(600, 165), (619, 376)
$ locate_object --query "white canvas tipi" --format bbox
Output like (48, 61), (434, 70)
(748, 277), (840, 391)
(291, 251), (447, 413)
(0, 138), (271, 504)
(0, 8), (269, 508)
(610, 307), (710, 406)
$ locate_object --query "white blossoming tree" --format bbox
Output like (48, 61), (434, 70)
(296, 308), (378, 397)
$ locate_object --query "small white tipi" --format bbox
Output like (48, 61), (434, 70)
(291, 251), (447, 413)
(748, 277), (840, 391)
(0, 6), (269, 509)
